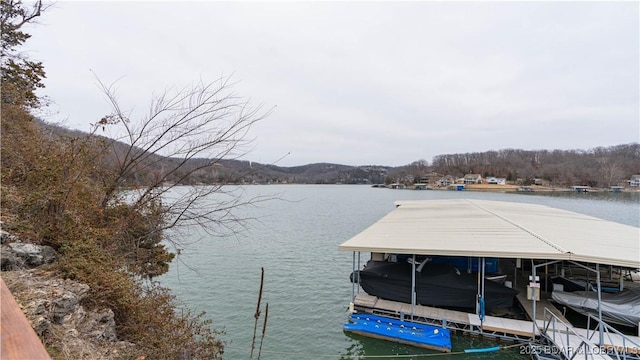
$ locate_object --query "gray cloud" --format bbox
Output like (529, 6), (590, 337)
(27, 1), (639, 166)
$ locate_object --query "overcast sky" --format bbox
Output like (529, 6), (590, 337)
(26, 1), (639, 167)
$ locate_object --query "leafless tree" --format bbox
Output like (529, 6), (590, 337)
(92, 76), (275, 277)
(597, 157), (625, 188)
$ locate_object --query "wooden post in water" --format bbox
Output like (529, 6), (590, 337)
(250, 267), (265, 360)
(257, 303), (269, 360)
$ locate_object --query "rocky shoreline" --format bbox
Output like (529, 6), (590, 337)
(1, 225), (136, 359)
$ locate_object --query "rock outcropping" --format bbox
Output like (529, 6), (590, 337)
(1, 224), (136, 359)
(1, 241), (57, 270)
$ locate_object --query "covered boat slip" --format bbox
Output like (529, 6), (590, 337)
(338, 199), (639, 268)
(338, 199), (640, 356)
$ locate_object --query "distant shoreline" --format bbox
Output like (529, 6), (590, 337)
(460, 184), (637, 192)
(374, 183), (639, 193)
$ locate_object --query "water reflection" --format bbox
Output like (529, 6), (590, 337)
(342, 331), (526, 359)
(514, 190), (640, 204)
(503, 190), (640, 227)
(342, 331), (432, 359)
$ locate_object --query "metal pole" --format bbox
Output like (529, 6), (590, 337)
(411, 254), (416, 320)
(528, 259), (561, 340)
(586, 269), (590, 291)
(619, 267), (624, 291)
(481, 257), (486, 299)
(532, 260), (537, 339)
(610, 265), (613, 281)
(476, 265), (480, 316)
(596, 263), (603, 346)
(351, 252), (356, 301)
(357, 252), (361, 295)
(481, 257), (486, 330)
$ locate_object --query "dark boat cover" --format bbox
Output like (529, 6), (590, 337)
(353, 260), (518, 309)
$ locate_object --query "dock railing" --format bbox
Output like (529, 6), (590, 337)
(584, 313), (640, 359)
(541, 307), (602, 360)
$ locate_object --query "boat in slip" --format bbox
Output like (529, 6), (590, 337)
(343, 313), (452, 352)
(426, 255), (508, 284)
(551, 287), (640, 328)
(351, 260), (519, 310)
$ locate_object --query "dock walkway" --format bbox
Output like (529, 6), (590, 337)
(354, 293), (539, 341)
(572, 328), (640, 355)
(353, 293), (640, 358)
(513, 273), (568, 323)
(513, 272), (640, 358)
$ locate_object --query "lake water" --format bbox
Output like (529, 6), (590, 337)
(158, 185), (639, 359)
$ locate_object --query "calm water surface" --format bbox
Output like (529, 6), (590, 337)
(159, 185), (639, 359)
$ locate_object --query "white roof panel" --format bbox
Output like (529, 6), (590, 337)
(338, 199), (640, 268)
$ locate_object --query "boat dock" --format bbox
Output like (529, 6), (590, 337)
(351, 271), (640, 358)
(353, 291), (640, 358)
(339, 200), (640, 359)
(352, 268), (572, 341)
(354, 293), (539, 341)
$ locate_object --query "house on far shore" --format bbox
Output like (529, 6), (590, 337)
(629, 175), (640, 187)
(463, 174), (483, 184)
(420, 172), (442, 187)
(437, 175), (456, 187)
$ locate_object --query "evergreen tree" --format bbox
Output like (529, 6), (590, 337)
(1, 0), (46, 108)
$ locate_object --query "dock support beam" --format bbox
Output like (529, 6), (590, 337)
(531, 259), (563, 339)
(532, 260), (537, 339)
(596, 263), (603, 346)
(411, 254), (416, 320)
(351, 252), (356, 301)
(357, 252), (361, 296)
(480, 257), (485, 331)
(567, 261), (605, 347)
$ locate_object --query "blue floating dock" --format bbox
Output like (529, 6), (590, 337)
(343, 313), (452, 352)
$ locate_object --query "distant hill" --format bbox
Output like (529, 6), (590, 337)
(35, 120), (638, 188)
(35, 120), (392, 185)
(216, 161), (388, 184)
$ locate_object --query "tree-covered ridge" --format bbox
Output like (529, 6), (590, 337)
(429, 144), (640, 187)
(37, 118), (640, 188)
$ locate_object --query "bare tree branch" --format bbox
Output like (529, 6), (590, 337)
(88, 76), (276, 278)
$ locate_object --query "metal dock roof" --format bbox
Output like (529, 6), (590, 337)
(338, 199), (640, 269)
